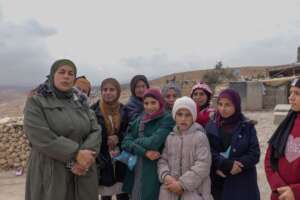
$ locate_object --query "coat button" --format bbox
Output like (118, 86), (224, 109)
(238, 135), (242, 138)
(232, 148), (237, 152)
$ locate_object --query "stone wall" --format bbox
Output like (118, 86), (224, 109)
(0, 117), (30, 171)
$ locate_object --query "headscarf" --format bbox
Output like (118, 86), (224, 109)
(216, 88), (242, 128)
(130, 75), (150, 98)
(162, 82), (182, 111)
(190, 82), (213, 110)
(142, 88), (164, 122)
(99, 78), (121, 136)
(268, 78), (300, 170)
(75, 76), (91, 96)
(49, 59), (77, 99)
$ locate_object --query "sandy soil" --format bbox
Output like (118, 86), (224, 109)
(0, 111), (276, 200)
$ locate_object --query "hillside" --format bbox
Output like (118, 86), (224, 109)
(0, 64), (293, 117)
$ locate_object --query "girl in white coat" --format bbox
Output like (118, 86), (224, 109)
(158, 96), (213, 200)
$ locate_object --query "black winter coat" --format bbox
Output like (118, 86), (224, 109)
(91, 102), (129, 186)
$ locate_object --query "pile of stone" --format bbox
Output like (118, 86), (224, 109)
(0, 117), (30, 171)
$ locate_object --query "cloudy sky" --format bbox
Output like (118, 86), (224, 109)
(1, 0), (300, 86)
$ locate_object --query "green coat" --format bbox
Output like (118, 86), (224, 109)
(122, 112), (175, 200)
(24, 94), (101, 200)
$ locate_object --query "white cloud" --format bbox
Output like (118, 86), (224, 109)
(1, 0), (300, 86)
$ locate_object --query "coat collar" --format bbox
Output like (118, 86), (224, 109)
(170, 122), (204, 135)
(206, 114), (254, 138)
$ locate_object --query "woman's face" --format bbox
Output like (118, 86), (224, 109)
(289, 86), (300, 112)
(135, 80), (147, 98)
(143, 97), (160, 114)
(101, 83), (118, 103)
(164, 88), (178, 108)
(192, 89), (208, 107)
(217, 97), (236, 118)
(54, 65), (76, 92)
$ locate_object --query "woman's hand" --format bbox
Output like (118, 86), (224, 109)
(277, 186), (295, 200)
(145, 150), (160, 160)
(230, 161), (244, 175)
(76, 149), (96, 169)
(71, 163), (88, 176)
(216, 170), (227, 178)
(107, 135), (119, 150)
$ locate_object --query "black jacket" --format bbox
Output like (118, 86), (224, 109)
(91, 101), (129, 186)
(205, 115), (260, 200)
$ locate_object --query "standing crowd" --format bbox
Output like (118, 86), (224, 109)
(23, 59), (300, 200)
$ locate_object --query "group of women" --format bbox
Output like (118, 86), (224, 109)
(23, 59), (300, 200)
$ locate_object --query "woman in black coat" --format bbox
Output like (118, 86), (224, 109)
(91, 78), (129, 200)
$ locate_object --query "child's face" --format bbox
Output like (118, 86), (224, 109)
(164, 89), (178, 108)
(144, 97), (160, 114)
(135, 80), (147, 98)
(217, 98), (236, 118)
(289, 86), (300, 112)
(175, 108), (193, 132)
(192, 89), (208, 107)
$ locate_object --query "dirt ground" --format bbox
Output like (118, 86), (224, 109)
(0, 111), (275, 200)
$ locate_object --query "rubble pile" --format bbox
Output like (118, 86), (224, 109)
(0, 117), (29, 171)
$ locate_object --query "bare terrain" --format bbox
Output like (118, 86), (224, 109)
(0, 88), (28, 119)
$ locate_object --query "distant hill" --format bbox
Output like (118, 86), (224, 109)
(0, 63), (297, 117)
(0, 86), (29, 118)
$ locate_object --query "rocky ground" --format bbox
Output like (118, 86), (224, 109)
(0, 110), (276, 200)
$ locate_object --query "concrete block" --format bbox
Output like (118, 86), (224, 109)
(273, 104), (290, 125)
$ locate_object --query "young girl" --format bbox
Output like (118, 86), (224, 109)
(265, 78), (300, 200)
(125, 75), (150, 122)
(161, 82), (182, 112)
(91, 78), (129, 200)
(190, 82), (215, 127)
(206, 88), (260, 200)
(158, 96), (213, 200)
(122, 88), (175, 200)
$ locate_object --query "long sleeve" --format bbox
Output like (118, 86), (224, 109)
(208, 133), (233, 174)
(264, 146), (287, 192)
(134, 114), (174, 150)
(80, 110), (101, 154)
(121, 119), (147, 157)
(157, 137), (171, 183)
(24, 96), (79, 162)
(179, 134), (212, 192)
(290, 183), (300, 199)
(236, 126), (260, 169)
(125, 98), (143, 122)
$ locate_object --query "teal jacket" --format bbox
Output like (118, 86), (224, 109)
(122, 112), (175, 200)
